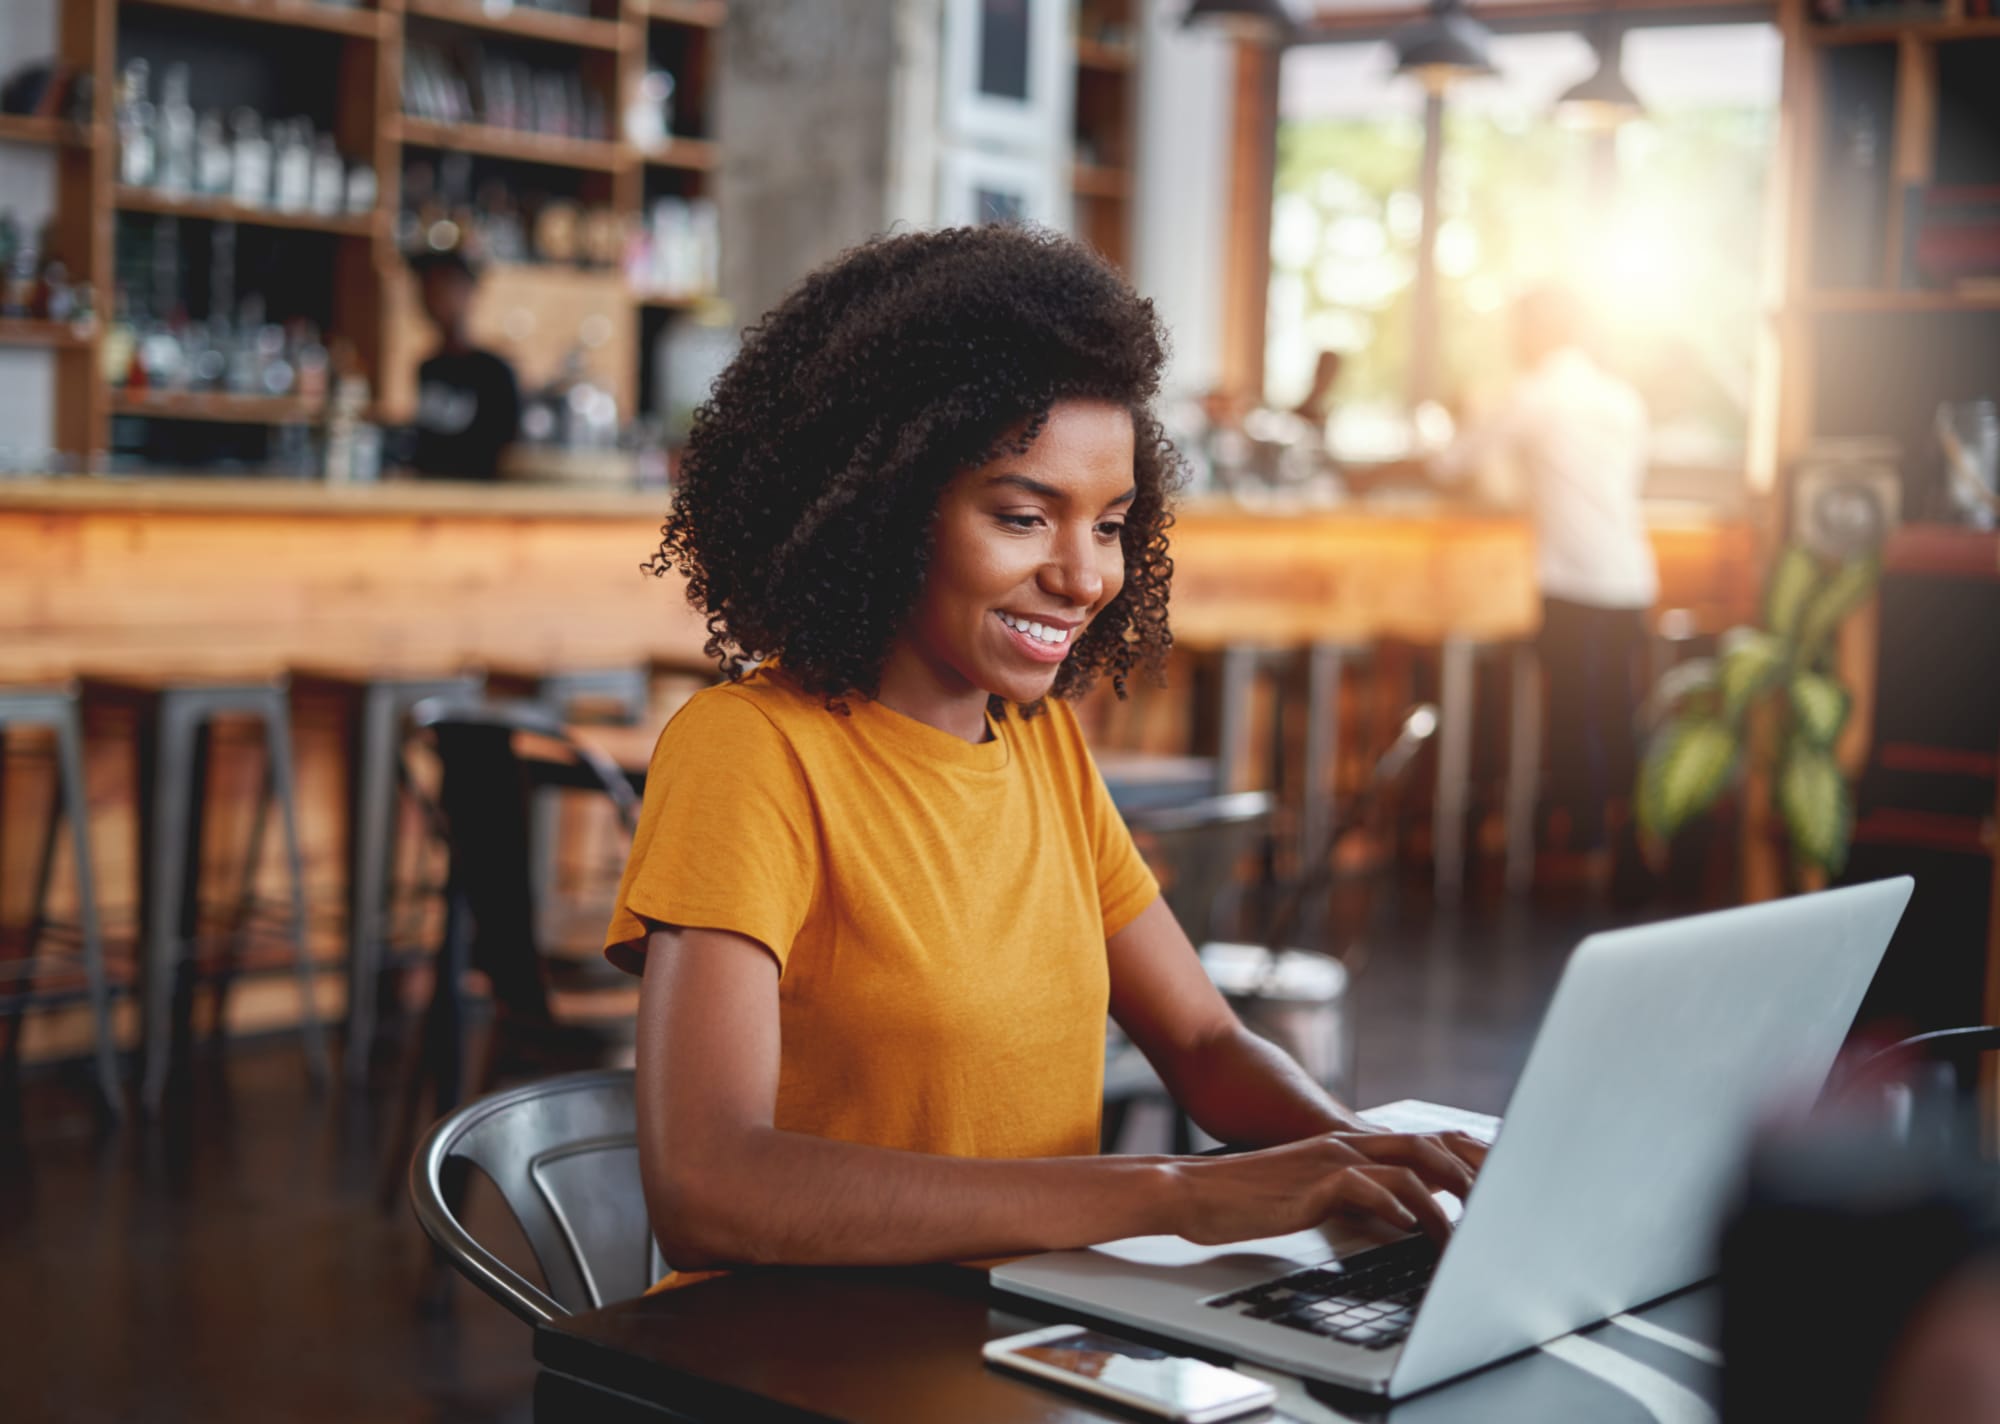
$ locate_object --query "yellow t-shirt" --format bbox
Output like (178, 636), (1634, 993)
(604, 666), (1160, 1163)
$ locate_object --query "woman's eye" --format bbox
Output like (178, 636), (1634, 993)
(1096, 521), (1126, 540)
(997, 512), (1043, 530)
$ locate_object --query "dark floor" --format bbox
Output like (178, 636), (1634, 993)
(0, 884), (1642, 1424)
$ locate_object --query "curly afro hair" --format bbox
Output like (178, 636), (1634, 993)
(645, 223), (1182, 716)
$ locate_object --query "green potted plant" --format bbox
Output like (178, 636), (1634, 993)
(1635, 545), (1880, 891)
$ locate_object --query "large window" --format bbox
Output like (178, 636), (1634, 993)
(1268, 24), (1782, 478)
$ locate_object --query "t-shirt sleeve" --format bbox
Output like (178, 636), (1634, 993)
(1054, 704), (1160, 939)
(602, 689), (820, 977)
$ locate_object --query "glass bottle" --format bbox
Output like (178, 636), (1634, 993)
(116, 59), (156, 189)
(157, 62), (195, 196)
(230, 109), (270, 208)
(195, 110), (232, 197)
(310, 136), (344, 216)
(273, 120), (313, 213)
(103, 287), (136, 387)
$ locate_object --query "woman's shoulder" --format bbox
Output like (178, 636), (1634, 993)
(658, 667), (817, 757)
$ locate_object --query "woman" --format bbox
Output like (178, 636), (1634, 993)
(606, 226), (1484, 1273)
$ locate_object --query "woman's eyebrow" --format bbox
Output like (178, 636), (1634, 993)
(985, 473), (1138, 508)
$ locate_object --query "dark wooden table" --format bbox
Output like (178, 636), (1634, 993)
(532, 1265), (1721, 1423)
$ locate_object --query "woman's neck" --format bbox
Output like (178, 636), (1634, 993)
(873, 642), (992, 744)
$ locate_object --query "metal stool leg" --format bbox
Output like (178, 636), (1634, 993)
(345, 683), (401, 1082)
(212, 748), (273, 1044)
(141, 701), (200, 1113)
(54, 705), (123, 1116)
(1215, 645), (1258, 796)
(264, 697), (330, 1087)
(1504, 642), (1542, 897)
(1433, 637), (1475, 906)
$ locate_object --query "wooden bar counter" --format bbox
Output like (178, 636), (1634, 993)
(0, 476), (1755, 1065)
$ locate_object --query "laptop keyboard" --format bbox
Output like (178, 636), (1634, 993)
(1202, 1236), (1441, 1351)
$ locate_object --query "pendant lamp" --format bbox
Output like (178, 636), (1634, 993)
(1181, 0), (1293, 41)
(1555, 23), (1643, 128)
(1388, 0), (1498, 95)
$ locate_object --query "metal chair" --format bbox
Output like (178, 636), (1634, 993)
(409, 1067), (663, 1323)
(380, 696), (643, 1210)
(1836, 1026), (2000, 1157)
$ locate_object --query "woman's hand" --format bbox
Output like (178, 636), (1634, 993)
(1168, 1131), (1488, 1247)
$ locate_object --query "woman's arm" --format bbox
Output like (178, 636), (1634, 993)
(635, 923), (1466, 1269)
(1106, 897), (1365, 1145)
(1105, 898), (1486, 1178)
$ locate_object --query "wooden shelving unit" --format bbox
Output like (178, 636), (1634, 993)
(638, 135), (719, 172)
(1774, 0), (2000, 1107)
(108, 390), (326, 424)
(645, 0), (723, 26)
(1072, 2), (1139, 272)
(115, 185), (377, 236)
(403, 0), (627, 50)
(392, 116), (628, 173)
(0, 319), (95, 350)
(0, 114), (97, 147)
(5, 0), (730, 457)
(125, 0), (389, 40)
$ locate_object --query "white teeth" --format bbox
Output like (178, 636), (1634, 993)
(1000, 612), (1069, 645)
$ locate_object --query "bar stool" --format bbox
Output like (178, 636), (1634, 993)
(81, 673), (329, 1111)
(290, 666), (483, 1082)
(482, 662), (650, 928)
(0, 685), (123, 1116)
(1431, 636), (1541, 904)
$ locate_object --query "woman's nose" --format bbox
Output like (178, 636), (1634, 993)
(1040, 527), (1104, 607)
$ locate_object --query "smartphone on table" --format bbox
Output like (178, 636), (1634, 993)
(983, 1323), (1277, 1422)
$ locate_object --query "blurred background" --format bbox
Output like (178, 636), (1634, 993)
(1, 1), (1998, 1421)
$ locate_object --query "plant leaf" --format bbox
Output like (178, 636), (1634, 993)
(1764, 545), (1820, 640)
(1637, 717), (1740, 842)
(1795, 554), (1880, 664)
(1640, 656), (1719, 731)
(1718, 628), (1790, 723)
(1778, 740), (1855, 875)
(1790, 670), (1852, 747)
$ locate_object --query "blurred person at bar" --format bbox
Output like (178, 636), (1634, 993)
(1431, 284), (1657, 872)
(406, 246), (520, 481)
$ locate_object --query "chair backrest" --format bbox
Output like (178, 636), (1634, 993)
(410, 1068), (661, 1324)
(1125, 791), (1276, 944)
(403, 694), (644, 1019)
(1261, 702), (1439, 951)
(408, 693), (641, 830)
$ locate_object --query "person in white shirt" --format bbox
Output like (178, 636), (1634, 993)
(1432, 285), (1657, 862)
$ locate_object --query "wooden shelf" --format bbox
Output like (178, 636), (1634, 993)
(638, 136), (719, 172)
(1072, 163), (1133, 200)
(404, 0), (626, 51)
(1809, 15), (2000, 43)
(1800, 288), (2000, 313)
(393, 116), (626, 172)
(109, 390), (326, 425)
(0, 114), (97, 148)
(1076, 38), (1136, 71)
(646, 0), (725, 26)
(0, 319), (94, 350)
(115, 187), (377, 236)
(125, 0), (388, 40)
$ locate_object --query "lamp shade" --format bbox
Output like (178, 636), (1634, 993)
(1388, 2), (1498, 94)
(1555, 49), (1644, 128)
(1181, 0), (1293, 39)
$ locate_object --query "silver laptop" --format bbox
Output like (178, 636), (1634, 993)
(993, 879), (1914, 1399)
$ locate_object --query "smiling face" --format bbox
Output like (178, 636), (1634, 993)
(876, 399), (1137, 739)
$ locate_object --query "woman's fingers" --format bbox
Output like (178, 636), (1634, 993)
(1336, 1133), (1477, 1199)
(1328, 1166), (1456, 1244)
